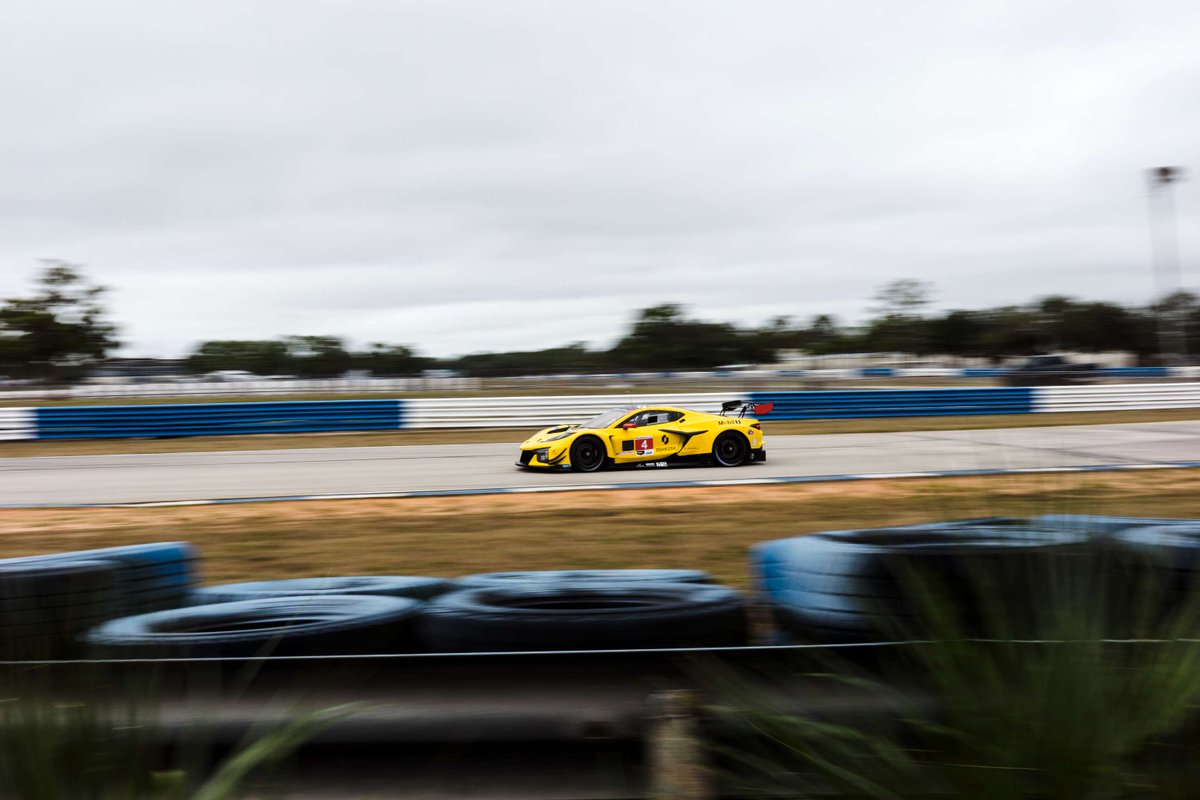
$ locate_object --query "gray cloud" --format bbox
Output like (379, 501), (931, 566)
(1, 0), (1197, 358)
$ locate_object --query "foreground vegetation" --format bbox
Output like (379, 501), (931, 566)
(715, 552), (1200, 799)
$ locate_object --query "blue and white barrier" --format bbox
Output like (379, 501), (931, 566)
(3, 383), (1198, 441)
(1033, 383), (1200, 413)
(0, 408), (35, 440)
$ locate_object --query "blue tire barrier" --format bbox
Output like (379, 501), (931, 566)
(752, 520), (1093, 643)
(191, 576), (454, 605)
(0, 542), (199, 616)
(84, 595), (423, 659)
(419, 583), (748, 652)
(455, 569), (714, 590)
(1034, 515), (1198, 536)
(0, 560), (120, 659)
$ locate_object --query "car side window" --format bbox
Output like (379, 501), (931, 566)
(629, 410), (682, 427)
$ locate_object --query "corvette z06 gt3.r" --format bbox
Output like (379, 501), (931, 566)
(516, 401), (772, 473)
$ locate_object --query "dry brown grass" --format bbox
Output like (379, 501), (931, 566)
(1, 471), (1196, 589)
(3, 408), (1197, 458)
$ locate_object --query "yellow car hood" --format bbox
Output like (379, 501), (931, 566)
(520, 425), (580, 447)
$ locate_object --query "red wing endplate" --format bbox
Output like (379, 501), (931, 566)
(754, 402), (774, 416)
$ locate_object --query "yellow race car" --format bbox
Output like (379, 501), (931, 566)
(516, 400), (771, 472)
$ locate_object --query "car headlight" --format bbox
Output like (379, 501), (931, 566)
(536, 448), (551, 462)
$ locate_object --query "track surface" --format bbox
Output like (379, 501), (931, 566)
(3, 421), (1199, 506)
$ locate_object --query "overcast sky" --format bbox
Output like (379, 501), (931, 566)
(2, 1), (1198, 358)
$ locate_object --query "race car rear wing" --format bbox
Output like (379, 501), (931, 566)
(720, 400), (774, 418)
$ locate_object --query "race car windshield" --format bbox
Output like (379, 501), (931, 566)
(579, 408), (634, 429)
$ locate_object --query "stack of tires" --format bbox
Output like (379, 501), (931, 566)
(89, 575), (456, 659)
(421, 570), (747, 652)
(86, 569), (749, 658)
(0, 542), (197, 660)
(0, 561), (119, 660)
(1108, 522), (1200, 626)
(753, 516), (1200, 645)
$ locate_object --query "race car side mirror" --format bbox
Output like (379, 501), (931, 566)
(623, 422), (637, 429)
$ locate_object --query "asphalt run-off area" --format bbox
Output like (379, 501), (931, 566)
(2, 420), (1198, 507)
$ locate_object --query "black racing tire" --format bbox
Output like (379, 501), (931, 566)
(2, 542), (199, 615)
(419, 583), (748, 652)
(1112, 524), (1200, 570)
(569, 436), (608, 473)
(456, 569), (714, 590)
(84, 595), (423, 659)
(1108, 525), (1200, 629)
(0, 560), (120, 660)
(191, 576), (454, 605)
(712, 431), (749, 467)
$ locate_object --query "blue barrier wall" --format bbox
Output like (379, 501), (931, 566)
(35, 400), (403, 439)
(749, 388), (1034, 419)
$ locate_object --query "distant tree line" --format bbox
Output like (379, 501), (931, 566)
(3, 266), (1198, 382)
(186, 337), (426, 378)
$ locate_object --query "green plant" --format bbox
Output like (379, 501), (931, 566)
(0, 666), (350, 800)
(710, 547), (1200, 798)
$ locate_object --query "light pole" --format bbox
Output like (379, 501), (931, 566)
(1147, 166), (1186, 364)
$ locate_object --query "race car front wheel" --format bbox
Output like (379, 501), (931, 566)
(570, 436), (607, 472)
(712, 431), (749, 467)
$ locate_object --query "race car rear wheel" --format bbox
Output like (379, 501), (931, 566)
(570, 436), (607, 472)
(712, 431), (749, 467)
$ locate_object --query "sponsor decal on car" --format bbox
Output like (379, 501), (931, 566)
(635, 435), (654, 456)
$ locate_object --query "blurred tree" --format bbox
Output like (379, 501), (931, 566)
(449, 343), (602, 377)
(975, 306), (1043, 360)
(607, 304), (763, 369)
(866, 279), (933, 354)
(186, 341), (292, 375)
(1150, 290), (1200, 362)
(928, 310), (988, 358)
(283, 336), (352, 378)
(0, 261), (120, 381)
(352, 343), (430, 377)
(871, 279), (932, 317)
(801, 314), (856, 355)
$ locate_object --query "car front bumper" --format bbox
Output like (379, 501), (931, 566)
(515, 447), (571, 470)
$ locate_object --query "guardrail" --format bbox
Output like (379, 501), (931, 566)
(1033, 383), (1200, 413)
(4, 384), (1198, 441)
(0, 408), (35, 441)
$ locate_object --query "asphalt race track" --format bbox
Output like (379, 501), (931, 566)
(2, 421), (1199, 506)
